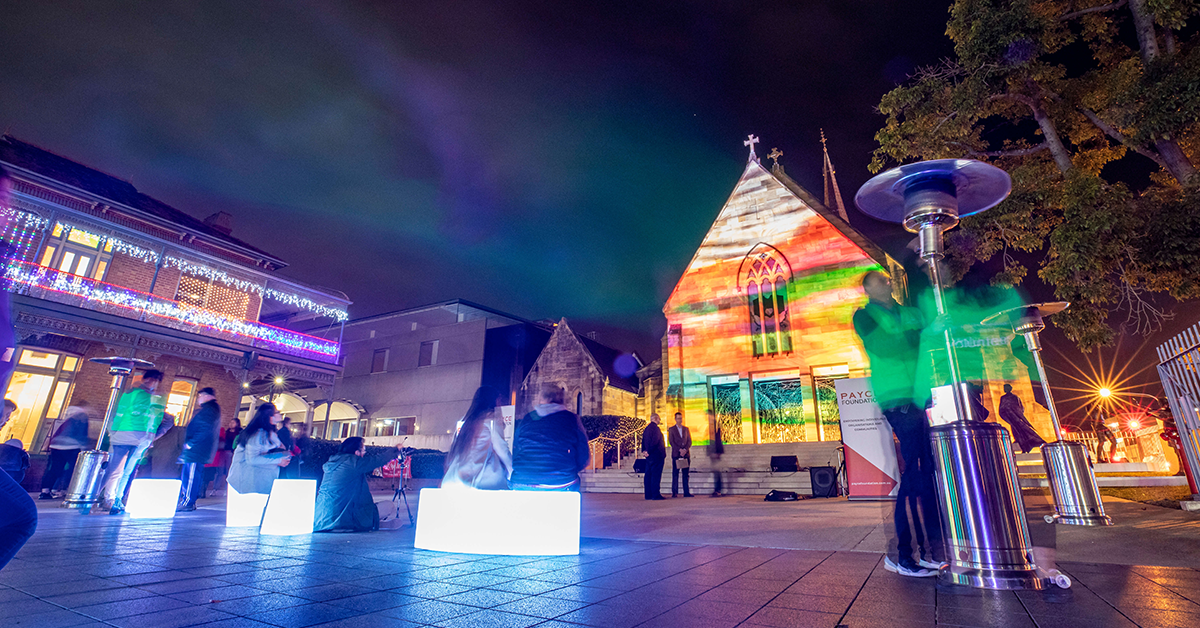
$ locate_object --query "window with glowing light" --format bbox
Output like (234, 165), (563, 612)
(165, 379), (197, 426)
(742, 246), (793, 357)
(38, 222), (115, 281)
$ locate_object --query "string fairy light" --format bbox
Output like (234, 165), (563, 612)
(3, 259), (340, 361)
(6, 212), (348, 321)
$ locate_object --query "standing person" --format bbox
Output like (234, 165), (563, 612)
(443, 386), (512, 490)
(640, 414), (666, 500)
(0, 399), (36, 571)
(149, 414), (183, 479)
(315, 437), (403, 532)
(292, 423), (310, 478)
(226, 404), (291, 497)
(216, 418), (242, 492)
(509, 383), (590, 491)
(1093, 416), (1117, 463)
(177, 388), (221, 512)
(98, 369), (166, 515)
(998, 384), (1046, 454)
(277, 417), (297, 479)
(853, 270), (942, 577)
(707, 409), (724, 497)
(668, 412), (692, 498)
(39, 402), (92, 499)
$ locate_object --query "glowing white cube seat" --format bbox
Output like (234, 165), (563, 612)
(414, 488), (580, 556)
(260, 479), (317, 535)
(226, 485), (270, 527)
(126, 479), (182, 519)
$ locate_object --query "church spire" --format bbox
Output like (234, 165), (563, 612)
(821, 130), (849, 222)
(744, 134), (760, 163)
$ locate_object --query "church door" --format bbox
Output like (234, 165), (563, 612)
(711, 382), (743, 445)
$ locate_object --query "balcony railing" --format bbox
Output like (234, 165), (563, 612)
(4, 259), (340, 364)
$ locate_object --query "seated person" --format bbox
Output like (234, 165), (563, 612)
(0, 438), (30, 484)
(314, 437), (401, 532)
(442, 386), (512, 490)
(509, 383), (590, 491)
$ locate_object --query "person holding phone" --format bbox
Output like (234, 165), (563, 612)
(226, 403), (291, 496)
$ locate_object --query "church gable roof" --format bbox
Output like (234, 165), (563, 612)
(665, 157), (889, 313)
(525, 319), (640, 394)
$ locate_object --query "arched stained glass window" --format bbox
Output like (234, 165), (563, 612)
(741, 246), (793, 357)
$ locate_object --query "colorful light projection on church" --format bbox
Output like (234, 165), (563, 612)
(664, 160), (886, 446)
(4, 258), (340, 362)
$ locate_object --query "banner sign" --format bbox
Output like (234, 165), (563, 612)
(835, 378), (900, 500)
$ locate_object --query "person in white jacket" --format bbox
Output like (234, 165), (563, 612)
(226, 403), (291, 496)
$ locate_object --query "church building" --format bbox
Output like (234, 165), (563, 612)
(663, 136), (902, 446)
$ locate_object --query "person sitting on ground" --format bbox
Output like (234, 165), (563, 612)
(442, 386), (512, 490)
(509, 382), (590, 491)
(314, 437), (403, 532)
(0, 398), (36, 571)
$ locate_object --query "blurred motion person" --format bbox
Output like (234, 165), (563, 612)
(0, 399), (35, 570)
(98, 369), (166, 515)
(177, 388), (221, 511)
(510, 383), (590, 491)
(315, 437), (403, 532)
(442, 386), (511, 490)
(853, 270), (942, 577)
(707, 409), (724, 497)
(39, 402), (92, 499)
(640, 413), (666, 500)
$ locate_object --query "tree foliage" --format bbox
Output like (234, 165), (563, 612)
(872, 0), (1200, 350)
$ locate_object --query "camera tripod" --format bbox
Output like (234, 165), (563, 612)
(384, 446), (415, 527)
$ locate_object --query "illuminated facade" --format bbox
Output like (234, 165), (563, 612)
(0, 136), (348, 486)
(664, 144), (900, 445)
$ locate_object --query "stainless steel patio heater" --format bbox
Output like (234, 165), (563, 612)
(856, 159), (1050, 590)
(983, 303), (1113, 527)
(62, 356), (155, 514)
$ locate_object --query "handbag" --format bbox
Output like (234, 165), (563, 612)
(676, 456), (690, 469)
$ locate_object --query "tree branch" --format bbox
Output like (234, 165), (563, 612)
(965, 144), (1050, 158)
(1060, 0), (1127, 21)
(1076, 108), (1170, 168)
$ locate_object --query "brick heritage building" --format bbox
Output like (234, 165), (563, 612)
(0, 136), (348, 487)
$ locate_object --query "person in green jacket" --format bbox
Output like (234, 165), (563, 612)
(99, 369), (167, 514)
(314, 437), (402, 532)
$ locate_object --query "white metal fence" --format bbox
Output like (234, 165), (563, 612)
(1155, 322), (1200, 498)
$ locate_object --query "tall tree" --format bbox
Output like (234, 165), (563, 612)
(872, 0), (1200, 350)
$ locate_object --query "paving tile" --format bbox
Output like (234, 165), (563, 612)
(46, 587), (157, 608)
(323, 591), (420, 613)
(556, 602), (667, 628)
(1118, 606), (1200, 628)
(73, 595), (193, 620)
(432, 609), (545, 628)
(107, 605), (236, 628)
(288, 583), (373, 603)
(244, 602), (360, 628)
(539, 584), (623, 603)
(437, 588), (526, 609)
(167, 584), (268, 605)
(208, 593), (311, 617)
(189, 618), (280, 628)
(139, 577), (234, 595)
(492, 595), (589, 619)
(306, 611), (423, 628)
(4, 608), (104, 628)
(743, 607), (844, 628)
(936, 605), (1036, 628)
(843, 597), (934, 622)
(671, 599), (759, 622)
(378, 599), (477, 624)
(765, 592), (852, 614)
(393, 581), (473, 600)
(15, 577), (129, 597)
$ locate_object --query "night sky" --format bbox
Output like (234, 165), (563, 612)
(1, 1), (1181, 415)
(0, 1), (956, 354)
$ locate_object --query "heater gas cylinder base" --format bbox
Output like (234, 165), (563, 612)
(939, 566), (1050, 591)
(1045, 513), (1113, 527)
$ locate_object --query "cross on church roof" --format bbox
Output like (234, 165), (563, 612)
(744, 134), (760, 162)
(767, 147), (783, 170)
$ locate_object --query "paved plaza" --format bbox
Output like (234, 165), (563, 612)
(2, 493), (1198, 628)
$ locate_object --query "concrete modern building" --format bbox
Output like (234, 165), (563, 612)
(0, 136), (349, 487)
(330, 300), (551, 447)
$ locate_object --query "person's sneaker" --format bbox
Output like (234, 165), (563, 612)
(918, 557), (946, 570)
(884, 556), (937, 578)
(109, 500), (125, 515)
(38, 491), (54, 500)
